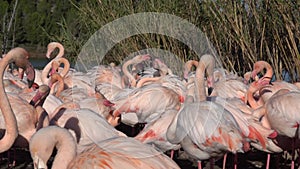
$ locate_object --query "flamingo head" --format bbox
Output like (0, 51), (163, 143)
(133, 54), (151, 63)
(103, 99), (115, 107)
(251, 70), (258, 80)
(10, 47), (35, 88)
(206, 76), (214, 88)
(46, 42), (60, 59)
(183, 72), (189, 81)
(46, 46), (55, 59)
(25, 63), (35, 88)
(29, 85), (50, 107)
(48, 73), (62, 88)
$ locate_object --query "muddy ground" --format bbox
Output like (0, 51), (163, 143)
(0, 123), (298, 169)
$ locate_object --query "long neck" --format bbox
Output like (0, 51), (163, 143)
(255, 61), (273, 82)
(43, 43), (65, 84)
(30, 126), (76, 169)
(56, 43), (64, 59)
(246, 82), (264, 109)
(194, 55), (215, 102)
(58, 58), (70, 78)
(50, 74), (65, 97)
(184, 60), (198, 79)
(0, 54), (18, 153)
(52, 127), (76, 169)
(41, 62), (52, 84)
(47, 43), (64, 59)
(122, 59), (136, 87)
(136, 77), (161, 88)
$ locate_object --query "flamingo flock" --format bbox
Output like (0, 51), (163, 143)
(1, 43), (300, 169)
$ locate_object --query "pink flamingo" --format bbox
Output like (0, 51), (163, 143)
(48, 102), (124, 153)
(112, 83), (181, 123)
(167, 54), (245, 169)
(0, 47), (49, 152)
(251, 60), (299, 102)
(29, 126), (180, 169)
(40, 42), (66, 85)
(121, 54), (151, 88)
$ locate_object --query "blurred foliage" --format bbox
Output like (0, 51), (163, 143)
(0, 0), (299, 81)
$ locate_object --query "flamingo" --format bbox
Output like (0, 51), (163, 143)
(48, 101), (124, 153)
(29, 126), (180, 169)
(39, 42), (66, 85)
(251, 60), (299, 102)
(0, 47), (47, 152)
(152, 58), (173, 76)
(46, 42), (64, 60)
(112, 83), (181, 123)
(0, 48), (23, 152)
(134, 109), (181, 155)
(121, 54), (151, 88)
(252, 87), (300, 169)
(95, 54), (151, 101)
(166, 54), (245, 169)
(49, 57), (71, 78)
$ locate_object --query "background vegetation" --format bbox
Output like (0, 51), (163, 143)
(0, 0), (299, 81)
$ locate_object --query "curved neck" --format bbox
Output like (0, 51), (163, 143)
(154, 58), (172, 76)
(52, 128), (76, 169)
(0, 52), (18, 152)
(56, 43), (64, 59)
(246, 82), (264, 109)
(194, 55), (215, 102)
(254, 61), (273, 83)
(136, 77), (162, 88)
(43, 42), (65, 84)
(50, 73), (65, 97)
(52, 58), (70, 78)
(30, 126), (76, 169)
(184, 60), (199, 79)
(47, 42), (64, 59)
(41, 62), (52, 85)
(122, 59), (136, 87)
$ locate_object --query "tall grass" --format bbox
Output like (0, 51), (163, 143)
(56, 0), (299, 81)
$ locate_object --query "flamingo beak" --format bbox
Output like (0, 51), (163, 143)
(25, 63), (35, 88)
(207, 87), (214, 96)
(29, 85), (50, 107)
(251, 70), (257, 79)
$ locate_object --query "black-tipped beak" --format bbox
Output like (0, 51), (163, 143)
(27, 79), (34, 88)
(25, 63), (35, 88)
(208, 87), (214, 96)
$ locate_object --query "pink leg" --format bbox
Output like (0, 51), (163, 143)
(291, 161), (294, 169)
(198, 160), (202, 169)
(170, 150), (174, 159)
(222, 153), (227, 169)
(266, 153), (270, 169)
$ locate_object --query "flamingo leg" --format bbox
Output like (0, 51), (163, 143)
(198, 160), (202, 169)
(170, 150), (174, 159)
(266, 153), (270, 169)
(222, 153), (227, 169)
